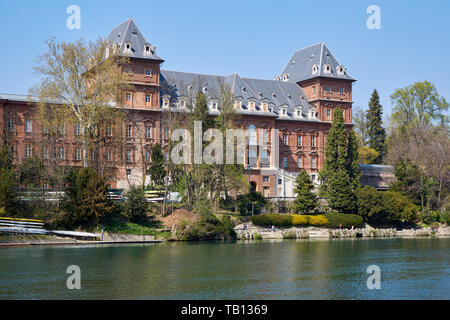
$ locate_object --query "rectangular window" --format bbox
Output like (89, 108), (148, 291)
(311, 136), (316, 147)
(327, 108), (331, 117)
(312, 86), (316, 94)
(263, 129), (268, 143)
(10, 145), (14, 157)
(74, 124), (81, 136)
(297, 135), (302, 147)
(74, 148), (81, 161)
(8, 118), (14, 131)
(59, 147), (65, 160)
(106, 125), (112, 137)
(282, 157), (288, 168)
(107, 151), (113, 162)
(43, 147), (49, 159)
(91, 149), (96, 160)
(340, 87), (344, 94)
(326, 86), (331, 93)
(145, 125), (151, 139)
(126, 125), (132, 138)
(145, 69), (151, 77)
(126, 92), (132, 103)
(25, 119), (32, 133)
(145, 94), (151, 103)
(297, 157), (302, 168)
(145, 150), (150, 163)
(311, 158), (316, 169)
(263, 176), (269, 183)
(126, 149), (132, 162)
(282, 134), (287, 145)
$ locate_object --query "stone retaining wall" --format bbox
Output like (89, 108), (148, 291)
(235, 223), (450, 240)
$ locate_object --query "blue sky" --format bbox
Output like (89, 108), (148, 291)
(1, 0), (449, 120)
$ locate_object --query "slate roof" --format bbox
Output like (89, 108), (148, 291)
(282, 42), (354, 83)
(160, 70), (317, 119)
(106, 19), (164, 62)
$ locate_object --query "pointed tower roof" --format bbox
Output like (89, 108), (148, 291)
(282, 42), (354, 83)
(106, 18), (164, 62)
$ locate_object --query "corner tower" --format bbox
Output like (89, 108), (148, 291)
(280, 43), (355, 124)
(106, 19), (164, 110)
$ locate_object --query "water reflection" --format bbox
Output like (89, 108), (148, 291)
(0, 238), (449, 299)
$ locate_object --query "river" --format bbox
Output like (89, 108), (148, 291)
(1, 238), (449, 299)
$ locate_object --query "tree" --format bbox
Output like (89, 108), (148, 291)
(123, 186), (148, 222)
(63, 168), (115, 227)
(367, 89), (386, 163)
(292, 169), (319, 214)
(390, 81), (449, 130)
(0, 145), (19, 216)
(149, 143), (165, 186)
(31, 38), (130, 168)
(359, 146), (379, 164)
(353, 106), (369, 146)
(355, 186), (384, 224)
(319, 108), (358, 213)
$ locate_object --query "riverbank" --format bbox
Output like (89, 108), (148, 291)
(0, 232), (161, 247)
(234, 222), (450, 240)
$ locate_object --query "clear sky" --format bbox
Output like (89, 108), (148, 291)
(1, 0), (449, 120)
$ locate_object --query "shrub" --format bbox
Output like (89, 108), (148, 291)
(123, 186), (148, 222)
(355, 186), (384, 224)
(309, 215), (328, 226)
(253, 233), (262, 240)
(382, 191), (418, 223)
(324, 213), (364, 228)
(291, 214), (310, 226)
(429, 222), (440, 229)
(250, 214), (292, 227)
(439, 211), (449, 225)
(283, 231), (297, 239)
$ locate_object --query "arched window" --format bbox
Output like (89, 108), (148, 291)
(248, 147), (257, 166)
(261, 149), (270, 167)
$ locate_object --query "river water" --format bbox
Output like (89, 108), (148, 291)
(0, 238), (449, 299)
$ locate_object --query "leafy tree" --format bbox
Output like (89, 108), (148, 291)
(292, 169), (319, 214)
(237, 188), (267, 216)
(353, 106), (369, 146)
(390, 81), (449, 130)
(319, 108), (357, 213)
(367, 89), (387, 163)
(0, 145), (19, 216)
(31, 38), (130, 167)
(123, 186), (148, 222)
(149, 143), (165, 186)
(382, 191), (418, 224)
(63, 168), (115, 227)
(358, 146), (379, 164)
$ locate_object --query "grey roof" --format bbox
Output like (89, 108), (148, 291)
(282, 42), (354, 83)
(106, 19), (164, 62)
(160, 70), (318, 119)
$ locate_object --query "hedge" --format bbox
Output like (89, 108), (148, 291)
(324, 213), (364, 228)
(251, 213), (363, 228)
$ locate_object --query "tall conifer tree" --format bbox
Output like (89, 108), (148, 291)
(292, 169), (319, 214)
(367, 89), (386, 163)
(319, 108), (357, 213)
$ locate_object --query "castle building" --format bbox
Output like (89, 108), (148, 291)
(0, 19), (356, 198)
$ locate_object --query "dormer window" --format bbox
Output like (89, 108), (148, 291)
(248, 101), (255, 111)
(323, 64), (331, 74)
(282, 73), (289, 81)
(312, 64), (319, 74)
(162, 97), (169, 109)
(337, 65), (345, 75)
(280, 106), (288, 116)
(144, 43), (151, 56)
(125, 42), (131, 53)
(145, 69), (151, 77)
(179, 99), (186, 108)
